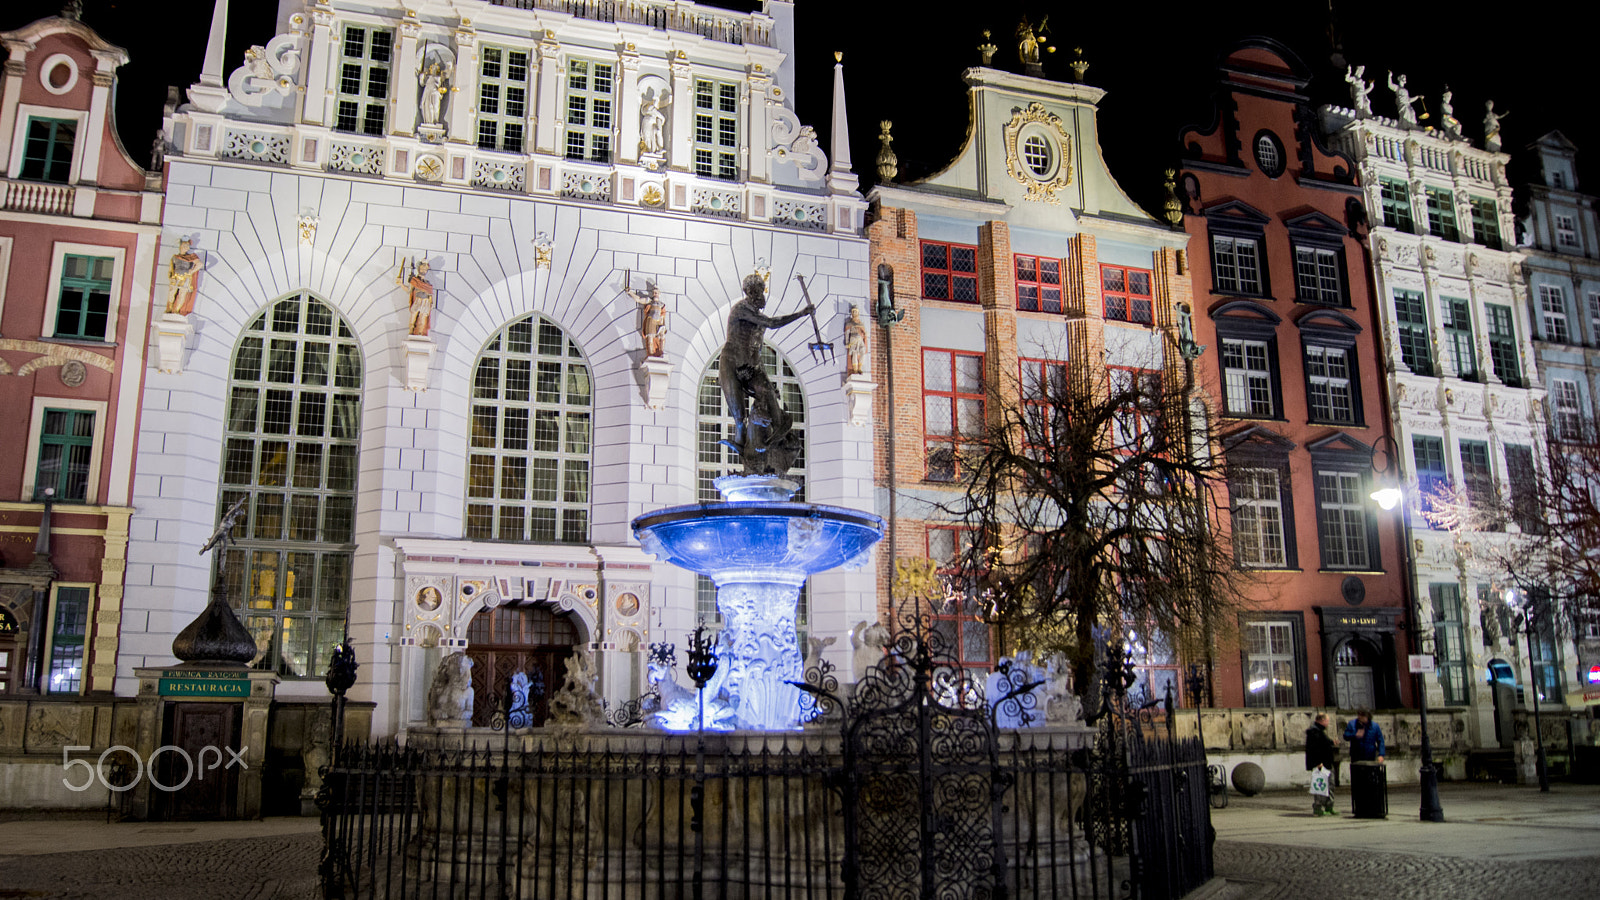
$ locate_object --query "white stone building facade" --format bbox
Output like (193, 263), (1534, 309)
(120, 0), (873, 737)
(1322, 100), (1564, 751)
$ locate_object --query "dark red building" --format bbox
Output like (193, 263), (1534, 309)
(1179, 40), (1409, 712)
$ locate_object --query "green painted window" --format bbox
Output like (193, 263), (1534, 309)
(1394, 290), (1432, 376)
(1425, 187), (1459, 241)
(20, 117), (75, 183)
(1469, 196), (1501, 249)
(1430, 583), (1467, 705)
(1486, 304), (1521, 387)
(36, 409), (94, 502)
(47, 587), (90, 695)
(55, 254), (113, 340)
(1441, 297), (1477, 380)
(1379, 178), (1414, 232)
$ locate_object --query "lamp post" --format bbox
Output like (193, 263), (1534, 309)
(1504, 588), (1552, 792)
(1371, 468), (1445, 822)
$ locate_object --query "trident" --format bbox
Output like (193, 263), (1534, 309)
(793, 275), (834, 364)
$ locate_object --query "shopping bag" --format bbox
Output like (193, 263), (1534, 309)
(1309, 765), (1331, 797)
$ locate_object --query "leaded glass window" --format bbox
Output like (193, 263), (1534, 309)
(219, 293), (362, 677)
(466, 316), (592, 543)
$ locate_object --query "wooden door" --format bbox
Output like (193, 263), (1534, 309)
(158, 702), (240, 820)
(465, 604), (579, 727)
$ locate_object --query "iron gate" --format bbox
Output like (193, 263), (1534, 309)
(319, 634), (1211, 900)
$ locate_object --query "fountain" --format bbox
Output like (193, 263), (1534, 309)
(631, 274), (884, 730)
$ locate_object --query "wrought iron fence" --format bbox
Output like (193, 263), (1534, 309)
(320, 631), (1212, 900)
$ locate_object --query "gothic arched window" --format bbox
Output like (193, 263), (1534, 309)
(466, 315), (592, 543)
(218, 292), (362, 677)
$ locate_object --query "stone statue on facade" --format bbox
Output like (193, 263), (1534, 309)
(1343, 65), (1373, 116)
(165, 237), (201, 315)
(1484, 100), (1508, 152)
(548, 647), (605, 727)
(1438, 86), (1461, 138)
(426, 652), (474, 726)
(639, 86), (669, 155)
(623, 274), (668, 358)
(418, 61), (450, 128)
(1387, 71), (1419, 125)
(397, 257), (436, 336)
(717, 274), (814, 476)
(843, 305), (869, 375)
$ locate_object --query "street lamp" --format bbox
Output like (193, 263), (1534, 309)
(1369, 448), (1445, 822)
(1503, 588), (1552, 792)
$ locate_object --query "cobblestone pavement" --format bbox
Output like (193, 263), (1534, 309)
(1213, 840), (1600, 899)
(1207, 783), (1600, 899)
(0, 832), (320, 900)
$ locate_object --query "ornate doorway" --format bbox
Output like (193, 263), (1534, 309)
(1332, 638), (1377, 710)
(465, 604), (578, 727)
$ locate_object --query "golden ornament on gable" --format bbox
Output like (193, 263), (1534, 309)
(1003, 103), (1073, 204)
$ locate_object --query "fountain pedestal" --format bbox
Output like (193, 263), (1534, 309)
(632, 476), (883, 731)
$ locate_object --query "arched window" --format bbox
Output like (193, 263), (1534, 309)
(466, 315), (592, 543)
(218, 293), (362, 677)
(696, 346), (807, 625)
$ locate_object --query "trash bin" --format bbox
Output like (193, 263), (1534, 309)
(1350, 760), (1387, 819)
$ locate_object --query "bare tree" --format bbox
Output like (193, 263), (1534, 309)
(1423, 421), (1600, 632)
(932, 355), (1252, 699)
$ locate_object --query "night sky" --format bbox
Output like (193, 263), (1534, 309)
(4, 1), (1592, 219)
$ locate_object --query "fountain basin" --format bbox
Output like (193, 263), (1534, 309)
(632, 502), (883, 584)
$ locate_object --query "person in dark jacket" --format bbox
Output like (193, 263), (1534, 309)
(1305, 713), (1339, 815)
(1343, 708), (1386, 763)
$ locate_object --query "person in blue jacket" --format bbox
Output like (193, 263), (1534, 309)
(1343, 708), (1386, 763)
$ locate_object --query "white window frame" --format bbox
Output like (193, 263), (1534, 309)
(1232, 467), (1287, 568)
(333, 24), (394, 136)
(1552, 379), (1585, 440)
(1221, 338), (1274, 417)
(692, 77), (740, 181)
(1556, 214), (1580, 248)
(42, 241), (125, 343)
(563, 58), (614, 163)
(1316, 470), (1370, 570)
(475, 45), (531, 153)
(1294, 245), (1342, 304)
(1211, 234), (1262, 295)
(1540, 284), (1570, 343)
(43, 582), (93, 696)
(1588, 292), (1600, 347)
(0, 235), (13, 328)
(7, 105), (89, 183)
(1243, 618), (1300, 708)
(1305, 343), (1354, 424)
(22, 396), (108, 505)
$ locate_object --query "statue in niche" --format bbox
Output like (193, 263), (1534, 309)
(717, 274), (814, 476)
(639, 86), (669, 155)
(397, 257), (436, 336)
(623, 274), (668, 358)
(418, 61), (450, 128)
(1439, 86), (1461, 137)
(843, 305), (869, 375)
(1387, 71), (1419, 125)
(1484, 101), (1509, 152)
(1344, 65), (1373, 116)
(165, 237), (201, 315)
